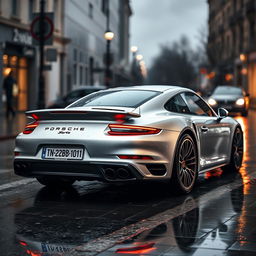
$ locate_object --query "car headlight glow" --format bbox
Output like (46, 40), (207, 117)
(236, 98), (245, 106)
(208, 98), (217, 106)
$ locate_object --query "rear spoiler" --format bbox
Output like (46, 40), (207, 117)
(26, 108), (141, 121)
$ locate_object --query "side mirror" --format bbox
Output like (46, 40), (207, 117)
(218, 108), (228, 119)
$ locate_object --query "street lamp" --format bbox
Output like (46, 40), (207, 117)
(131, 46), (138, 55)
(136, 54), (143, 61)
(104, 30), (114, 87)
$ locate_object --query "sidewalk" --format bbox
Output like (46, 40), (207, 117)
(0, 112), (27, 141)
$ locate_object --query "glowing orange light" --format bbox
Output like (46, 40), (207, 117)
(206, 71), (216, 79)
(3, 67), (12, 76)
(205, 169), (223, 179)
(225, 73), (233, 81)
(241, 68), (248, 75)
(116, 243), (156, 254)
(240, 54), (247, 62)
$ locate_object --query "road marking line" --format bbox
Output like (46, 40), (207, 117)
(71, 172), (256, 256)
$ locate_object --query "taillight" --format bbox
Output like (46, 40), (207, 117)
(108, 124), (161, 135)
(23, 122), (39, 134)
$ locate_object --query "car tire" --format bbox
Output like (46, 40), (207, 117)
(36, 176), (75, 187)
(222, 127), (243, 172)
(170, 134), (198, 194)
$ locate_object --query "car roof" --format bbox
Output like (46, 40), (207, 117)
(107, 85), (187, 93)
(70, 85), (107, 92)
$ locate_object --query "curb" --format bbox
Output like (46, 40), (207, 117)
(0, 134), (17, 141)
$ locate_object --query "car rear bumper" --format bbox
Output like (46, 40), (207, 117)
(13, 159), (168, 182)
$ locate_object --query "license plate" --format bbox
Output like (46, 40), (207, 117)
(42, 147), (84, 160)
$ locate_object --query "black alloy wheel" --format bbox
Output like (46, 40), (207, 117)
(171, 134), (198, 194)
(222, 127), (243, 172)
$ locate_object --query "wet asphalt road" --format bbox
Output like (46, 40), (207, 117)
(0, 111), (255, 256)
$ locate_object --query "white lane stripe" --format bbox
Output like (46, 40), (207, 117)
(0, 178), (36, 192)
(72, 172), (256, 255)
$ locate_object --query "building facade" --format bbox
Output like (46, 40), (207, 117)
(0, 0), (131, 112)
(207, 0), (256, 106)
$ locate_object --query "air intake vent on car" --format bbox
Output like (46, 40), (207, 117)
(146, 164), (166, 176)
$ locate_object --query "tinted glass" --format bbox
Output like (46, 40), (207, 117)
(213, 86), (243, 95)
(69, 90), (160, 108)
(165, 94), (190, 114)
(182, 92), (214, 116)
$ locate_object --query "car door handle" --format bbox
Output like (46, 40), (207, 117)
(201, 126), (209, 132)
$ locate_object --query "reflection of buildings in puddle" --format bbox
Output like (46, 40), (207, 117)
(114, 184), (244, 254)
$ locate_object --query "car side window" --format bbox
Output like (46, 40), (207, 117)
(181, 92), (214, 117)
(165, 94), (190, 114)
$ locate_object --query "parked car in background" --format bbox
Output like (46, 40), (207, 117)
(48, 85), (106, 108)
(207, 85), (250, 116)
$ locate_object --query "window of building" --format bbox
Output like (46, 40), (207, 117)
(80, 66), (83, 85)
(73, 49), (78, 85)
(89, 3), (93, 19)
(12, 0), (19, 16)
(53, 0), (59, 30)
(28, 0), (34, 21)
(101, 0), (107, 14)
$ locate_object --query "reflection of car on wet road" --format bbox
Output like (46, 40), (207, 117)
(111, 181), (244, 255)
(47, 85), (106, 108)
(14, 85), (243, 194)
(15, 174), (244, 256)
(208, 86), (250, 116)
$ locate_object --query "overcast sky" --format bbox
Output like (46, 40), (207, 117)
(130, 0), (208, 68)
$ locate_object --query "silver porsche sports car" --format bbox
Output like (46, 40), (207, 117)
(14, 86), (243, 194)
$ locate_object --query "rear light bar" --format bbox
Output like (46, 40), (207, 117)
(118, 155), (153, 160)
(108, 124), (161, 136)
(23, 122), (39, 134)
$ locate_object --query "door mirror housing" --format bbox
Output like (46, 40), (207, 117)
(218, 108), (229, 119)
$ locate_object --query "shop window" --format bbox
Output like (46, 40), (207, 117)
(19, 58), (28, 68)
(2, 55), (28, 111)
(3, 55), (8, 65)
(10, 56), (18, 66)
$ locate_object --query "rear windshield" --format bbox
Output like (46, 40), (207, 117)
(213, 86), (243, 95)
(68, 90), (161, 108)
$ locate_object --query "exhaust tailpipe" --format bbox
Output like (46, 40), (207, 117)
(117, 168), (130, 179)
(104, 168), (117, 180)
